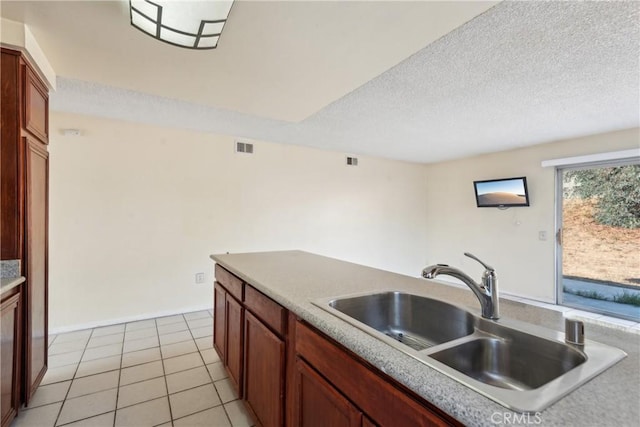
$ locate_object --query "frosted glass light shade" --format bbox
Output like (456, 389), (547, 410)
(130, 0), (233, 49)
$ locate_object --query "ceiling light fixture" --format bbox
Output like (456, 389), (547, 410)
(129, 0), (234, 49)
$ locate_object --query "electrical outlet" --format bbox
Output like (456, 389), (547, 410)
(538, 231), (547, 241)
(195, 273), (205, 284)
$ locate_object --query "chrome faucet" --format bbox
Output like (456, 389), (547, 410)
(422, 252), (499, 320)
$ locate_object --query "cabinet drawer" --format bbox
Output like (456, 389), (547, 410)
(215, 264), (243, 301)
(245, 285), (286, 336)
(296, 322), (457, 427)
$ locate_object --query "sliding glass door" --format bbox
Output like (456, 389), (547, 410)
(556, 161), (640, 321)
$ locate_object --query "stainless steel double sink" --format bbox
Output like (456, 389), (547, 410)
(312, 291), (626, 412)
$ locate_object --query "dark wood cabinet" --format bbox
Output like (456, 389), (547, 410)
(213, 282), (226, 359)
(294, 359), (362, 427)
(1, 48), (49, 406)
(362, 417), (377, 427)
(214, 263), (245, 396)
(213, 263), (459, 427)
(213, 280), (244, 398)
(1, 287), (22, 427)
(295, 322), (458, 427)
(244, 311), (285, 427)
(23, 66), (49, 144)
(23, 137), (49, 402)
(214, 266), (287, 426)
(225, 294), (244, 396)
(1, 49), (24, 261)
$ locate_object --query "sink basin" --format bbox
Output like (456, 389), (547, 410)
(430, 336), (586, 391)
(328, 291), (475, 350)
(313, 290), (627, 412)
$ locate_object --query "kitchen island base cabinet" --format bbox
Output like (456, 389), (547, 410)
(1, 289), (22, 427)
(213, 263), (459, 427)
(294, 359), (362, 427)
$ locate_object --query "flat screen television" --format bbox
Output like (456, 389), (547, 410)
(473, 176), (530, 208)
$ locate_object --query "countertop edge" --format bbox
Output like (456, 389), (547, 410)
(0, 276), (25, 296)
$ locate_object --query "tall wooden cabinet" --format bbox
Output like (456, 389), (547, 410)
(24, 137), (49, 400)
(0, 47), (49, 405)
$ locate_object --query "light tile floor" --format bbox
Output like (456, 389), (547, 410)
(14, 310), (254, 427)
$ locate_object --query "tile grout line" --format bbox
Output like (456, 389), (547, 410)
(51, 325), (165, 358)
(170, 403), (228, 425)
(112, 323), (127, 427)
(113, 369), (225, 411)
(52, 327), (94, 427)
(183, 309), (235, 426)
(158, 316), (175, 425)
(193, 310), (235, 425)
(56, 329), (129, 426)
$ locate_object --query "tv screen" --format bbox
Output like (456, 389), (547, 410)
(474, 177), (530, 208)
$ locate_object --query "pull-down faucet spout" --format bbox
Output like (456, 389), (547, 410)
(422, 252), (499, 320)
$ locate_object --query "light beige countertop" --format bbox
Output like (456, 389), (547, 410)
(211, 250), (639, 427)
(0, 276), (25, 296)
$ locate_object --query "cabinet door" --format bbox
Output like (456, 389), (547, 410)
(23, 137), (48, 403)
(23, 65), (49, 144)
(0, 49), (22, 261)
(1, 291), (21, 427)
(225, 295), (244, 397)
(295, 359), (362, 427)
(244, 311), (285, 427)
(213, 283), (226, 360)
(362, 416), (377, 427)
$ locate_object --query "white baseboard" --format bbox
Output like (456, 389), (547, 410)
(49, 304), (214, 335)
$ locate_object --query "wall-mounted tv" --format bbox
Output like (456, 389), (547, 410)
(473, 177), (530, 208)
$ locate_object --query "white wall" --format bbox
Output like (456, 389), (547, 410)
(48, 112), (429, 331)
(1, 18), (56, 89)
(49, 112), (639, 331)
(424, 128), (639, 302)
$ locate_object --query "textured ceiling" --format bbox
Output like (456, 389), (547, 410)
(40, 2), (640, 163)
(0, 0), (496, 122)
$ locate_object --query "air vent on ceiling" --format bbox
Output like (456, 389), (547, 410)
(346, 156), (358, 166)
(235, 141), (254, 154)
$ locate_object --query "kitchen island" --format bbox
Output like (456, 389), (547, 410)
(211, 250), (639, 426)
